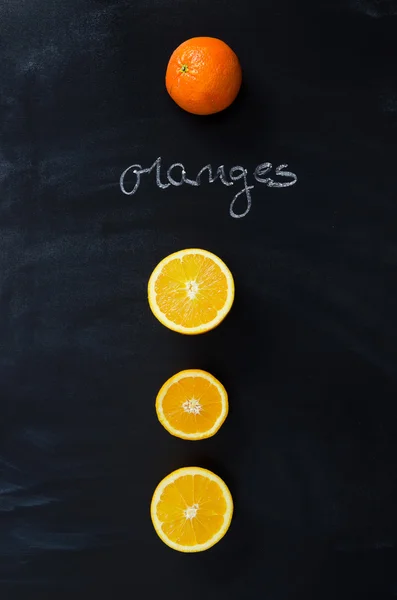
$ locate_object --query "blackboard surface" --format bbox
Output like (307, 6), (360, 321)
(1, 1), (397, 598)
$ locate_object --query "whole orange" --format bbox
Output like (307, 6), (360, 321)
(165, 37), (242, 115)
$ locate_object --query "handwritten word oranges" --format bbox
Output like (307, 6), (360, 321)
(165, 37), (242, 115)
(148, 249), (234, 335)
(156, 369), (228, 440)
(151, 467), (233, 552)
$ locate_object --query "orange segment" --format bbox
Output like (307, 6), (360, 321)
(151, 467), (233, 552)
(156, 369), (228, 440)
(148, 249), (234, 334)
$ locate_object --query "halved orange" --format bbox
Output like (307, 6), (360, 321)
(151, 467), (233, 552)
(147, 249), (234, 335)
(156, 369), (228, 440)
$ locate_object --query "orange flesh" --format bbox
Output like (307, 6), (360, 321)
(154, 254), (228, 328)
(156, 474), (227, 546)
(161, 376), (223, 434)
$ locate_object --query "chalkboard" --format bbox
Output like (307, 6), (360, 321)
(1, 1), (397, 598)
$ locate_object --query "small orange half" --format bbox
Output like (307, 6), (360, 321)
(151, 467), (233, 552)
(156, 369), (228, 440)
(147, 249), (234, 335)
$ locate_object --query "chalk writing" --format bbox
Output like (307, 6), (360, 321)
(120, 157), (297, 218)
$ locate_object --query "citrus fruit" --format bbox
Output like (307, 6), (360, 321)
(165, 36), (242, 115)
(147, 248), (234, 335)
(156, 369), (228, 440)
(151, 467), (233, 552)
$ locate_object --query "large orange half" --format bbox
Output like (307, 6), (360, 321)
(151, 467), (233, 552)
(148, 249), (235, 335)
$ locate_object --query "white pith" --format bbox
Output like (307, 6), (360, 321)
(182, 397), (202, 414)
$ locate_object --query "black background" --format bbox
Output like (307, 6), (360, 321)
(1, 1), (397, 598)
